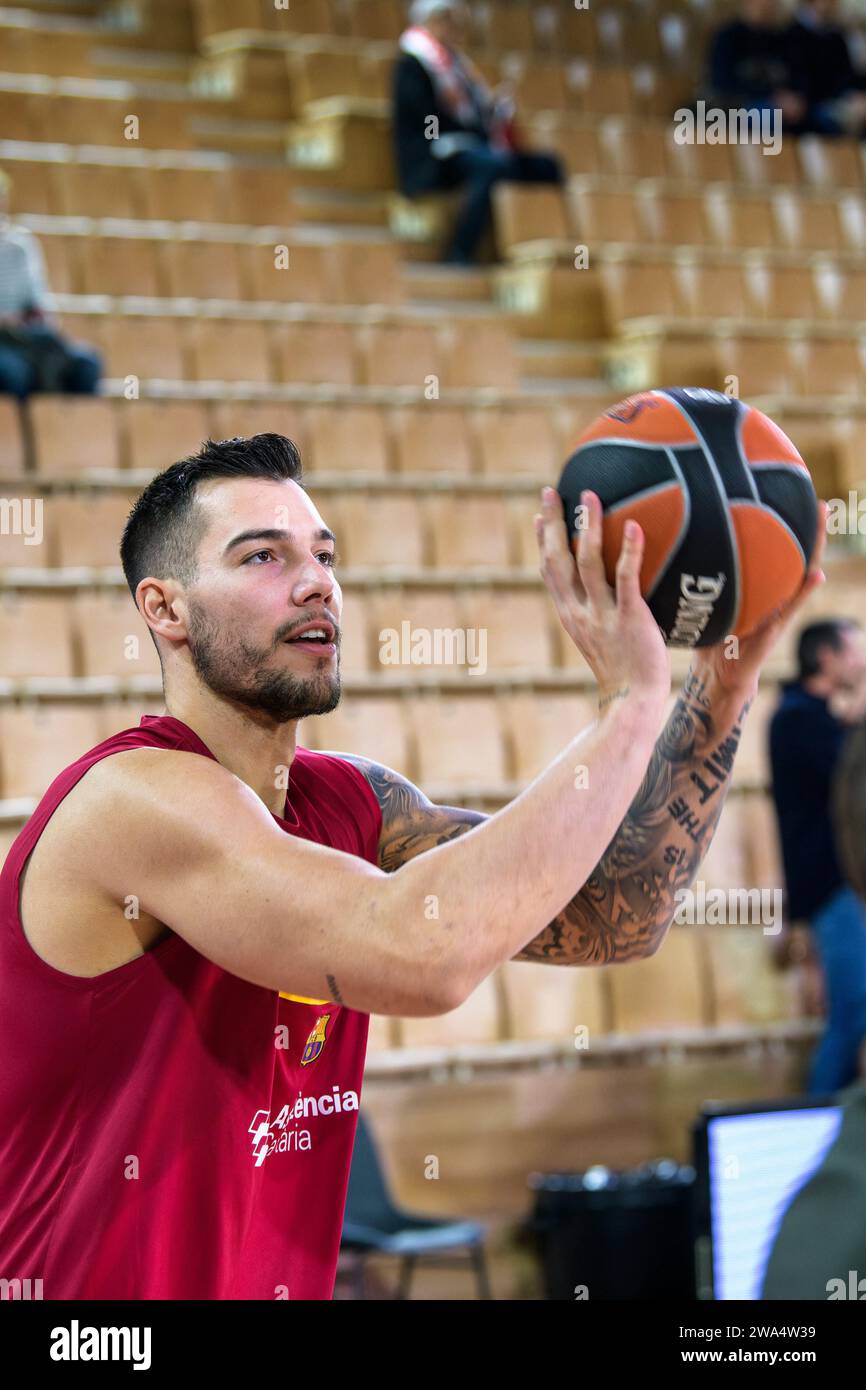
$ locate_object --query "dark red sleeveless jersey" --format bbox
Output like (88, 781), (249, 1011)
(0, 714), (382, 1300)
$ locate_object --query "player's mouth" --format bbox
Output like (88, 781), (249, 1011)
(283, 621), (337, 655)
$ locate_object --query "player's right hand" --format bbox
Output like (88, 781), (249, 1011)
(535, 485), (670, 710)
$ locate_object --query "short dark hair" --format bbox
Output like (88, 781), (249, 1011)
(796, 620), (859, 681)
(834, 720), (866, 902)
(120, 433), (304, 610)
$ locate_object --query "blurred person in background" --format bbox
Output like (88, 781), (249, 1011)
(0, 169), (102, 399)
(784, 0), (866, 136)
(761, 712), (866, 1299)
(769, 619), (866, 1095)
(392, 0), (564, 265)
(704, 0), (807, 130)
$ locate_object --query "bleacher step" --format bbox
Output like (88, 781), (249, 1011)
(402, 263), (493, 304)
(519, 338), (608, 382)
(292, 187), (388, 229)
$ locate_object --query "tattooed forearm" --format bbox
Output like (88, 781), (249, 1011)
(514, 668), (754, 966)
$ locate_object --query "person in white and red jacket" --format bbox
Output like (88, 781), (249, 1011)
(391, 0), (563, 264)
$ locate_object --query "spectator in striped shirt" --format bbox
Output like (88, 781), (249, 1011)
(0, 168), (102, 399)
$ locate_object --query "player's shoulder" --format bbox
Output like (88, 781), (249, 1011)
(314, 750), (431, 810)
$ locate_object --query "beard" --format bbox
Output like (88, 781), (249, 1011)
(186, 598), (342, 724)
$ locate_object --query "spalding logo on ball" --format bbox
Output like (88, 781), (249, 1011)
(557, 387), (819, 648)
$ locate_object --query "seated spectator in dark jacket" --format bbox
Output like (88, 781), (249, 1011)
(392, 0), (564, 265)
(705, 0), (807, 130)
(785, 0), (866, 135)
(0, 169), (102, 399)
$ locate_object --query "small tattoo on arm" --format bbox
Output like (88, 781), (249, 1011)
(598, 685), (630, 712)
(326, 973), (344, 1005)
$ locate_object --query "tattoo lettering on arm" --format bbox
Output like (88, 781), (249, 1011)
(326, 973), (344, 1005)
(513, 671), (754, 966)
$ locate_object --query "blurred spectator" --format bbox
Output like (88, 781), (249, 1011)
(705, 0), (807, 129)
(785, 0), (866, 136)
(0, 170), (101, 399)
(760, 705), (866, 1300)
(769, 619), (866, 1095)
(392, 0), (564, 265)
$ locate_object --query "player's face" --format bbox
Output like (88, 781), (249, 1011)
(185, 477), (343, 724)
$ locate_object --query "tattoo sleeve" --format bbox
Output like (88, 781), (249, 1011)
(329, 670), (753, 970)
(513, 670), (754, 965)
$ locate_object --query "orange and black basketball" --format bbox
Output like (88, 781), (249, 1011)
(557, 388), (820, 647)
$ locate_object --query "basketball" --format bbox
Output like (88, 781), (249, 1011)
(557, 388), (820, 648)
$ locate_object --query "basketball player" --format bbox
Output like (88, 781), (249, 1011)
(0, 434), (825, 1300)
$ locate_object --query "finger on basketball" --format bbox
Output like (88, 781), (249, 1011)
(576, 491), (613, 609)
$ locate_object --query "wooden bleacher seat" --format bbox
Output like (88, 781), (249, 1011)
(139, 166), (226, 224)
(77, 236), (164, 298)
(243, 240), (330, 303)
(441, 321), (518, 391)
(608, 926), (706, 1033)
(305, 404), (389, 475)
(600, 260), (682, 326)
(409, 692), (508, 794)
(189, 318), (272, 383)
(3, 157), (59, 216)
(0, 596), (73, 679)
(210, 400), (307, 453)
(344, 0), (403, 41)
(800, 336), (865, 396)
(59, 162), (143, 220)
(328, 240), (403, 307)
(680, 261), (749, 321)
(703, 925), (798, 1027)
(29, 398), (120, 477)
(0, 703), (103, 801)
(798, 135), (863, 189)
(50, 492), (136, 568)
(642, 188), (712, 247)
(0, 401), (25, 476)
(339, 493), (425, 571)
(37, 234), (75, 296)
(715, 334), (797, 397)
(427, 494), (510, 571)
(569, 182), (643, 245)
(358, 322), (438, 389)
(665, 140), (735, 184)
(101, 315), (188, 382)
(223, 166), (295, 227)
(468, 585), (554, 674)
(305, 693), (412, 774)
(122, 399), (212, 474)
(473, 406), (559, 479)
(164, 240), (246, 300)
(71, 592), (163, 680)
(505, 690), (598, 783)
(733, 138), (801, 188)
(390, 405), (475, 477)
(698, 805), (750, 893)
(776, 193), (843, 253)
(329, 588), (370, 676)
(399, 973), (501, 1049)
(508, 490), (544, 569)
(598, 119), (666, 180)
(272, 321), (355, 385)
(493, 185), (569, 255)
(369, 587), (464, 675)
(500, 960), (606, 1044)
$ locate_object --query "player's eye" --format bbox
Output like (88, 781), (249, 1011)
(243, 550), (274, 564)
(318, 551), (339, 567)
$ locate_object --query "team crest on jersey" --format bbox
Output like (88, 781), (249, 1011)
(301, 1013), (331, 1066)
